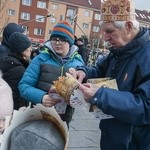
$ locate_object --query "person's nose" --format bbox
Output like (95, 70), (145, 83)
(55, 40), (60, 44)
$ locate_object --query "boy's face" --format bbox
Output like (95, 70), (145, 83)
(50, 37), (70, 57)
(0, 118), (5, 134)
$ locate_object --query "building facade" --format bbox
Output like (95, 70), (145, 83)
(0, 0), (150, 44)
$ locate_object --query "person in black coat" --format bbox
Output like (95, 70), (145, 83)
(76, 38), (89, 65)
(0, 32), (32, 110)
(0, 23), (26, 59)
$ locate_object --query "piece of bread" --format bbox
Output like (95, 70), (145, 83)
(53, 75), (79, 102)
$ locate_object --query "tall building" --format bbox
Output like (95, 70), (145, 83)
(0, 0), (150, 44)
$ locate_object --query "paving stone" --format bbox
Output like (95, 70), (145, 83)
(68, 102), (101, 150)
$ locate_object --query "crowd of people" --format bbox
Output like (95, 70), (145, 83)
(0, 0), (150, 149)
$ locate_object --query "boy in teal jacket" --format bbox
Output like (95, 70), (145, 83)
(18, 21), (84, 127)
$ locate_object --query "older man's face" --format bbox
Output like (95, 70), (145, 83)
(102, 22), (130, 49)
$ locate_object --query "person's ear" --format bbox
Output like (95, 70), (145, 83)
(125, 21), (133, 34)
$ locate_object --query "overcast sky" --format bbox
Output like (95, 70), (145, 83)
(134, 0), (150, 11)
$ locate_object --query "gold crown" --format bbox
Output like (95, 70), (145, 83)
(101, 0), (136, 21)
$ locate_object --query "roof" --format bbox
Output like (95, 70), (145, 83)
(52, 0), (150, 23)
(135, 9), (150, 22)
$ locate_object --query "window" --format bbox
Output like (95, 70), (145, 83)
(93, 26), (100, 32)
(83, 23), (89, 29)
(66, 8), (76, 25)
(60, 15), (64, 21)
(139, 14), (144, 18)
(49, 30), (52, 35)
(34, 28), (43, 36)
(51, 4), (58, 10)
(66, 18), (74, 26)
(94, 14), (101, 20)
(36, 15), (45, 22)
(135, 13), (139, 17)
(50, 17), (56, 23)
(22, 0), (32, 6)
(37, 1), (46, 9)
(8, 9), (15, 16)
(84, 10), (90, 17)
(22, 26), (28, 31)
(66, 8), (76, 19)
(22, 26), (29, 35)
(21, 12), (30, 20)
(142, 14), (147, 19)
(88, 0), (92, 5)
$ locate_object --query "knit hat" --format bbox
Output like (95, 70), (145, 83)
(50, 21), (74, 46)
(2, 23), (25, 46)
(101, 0), (136, 21)
(0, 71), (13, 119)
(9, 120), (65, 150)
(9, 32), (31, 53)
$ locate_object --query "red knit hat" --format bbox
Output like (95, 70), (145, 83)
(0, 71), (13, 119)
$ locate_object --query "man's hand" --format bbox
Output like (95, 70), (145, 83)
(79, 83), (99, 102)
(69, 68), (86, 83)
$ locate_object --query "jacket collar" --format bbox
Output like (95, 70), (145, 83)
(109, 27), (150, 59)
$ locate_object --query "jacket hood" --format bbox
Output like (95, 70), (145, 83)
(44, 40), (78, 64)
(109, 27), (150, 58)
(2, 23), (25, 47)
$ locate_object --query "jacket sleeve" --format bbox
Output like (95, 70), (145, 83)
(18, 57), (47, 104)
(90, 75), (150, 125)
(76, 55), (109, 78)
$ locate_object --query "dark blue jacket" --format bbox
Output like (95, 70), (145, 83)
(0, 23), (25, 59)
(77, 28), (150, 150)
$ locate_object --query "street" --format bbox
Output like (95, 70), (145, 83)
(68, 103), (101, 150)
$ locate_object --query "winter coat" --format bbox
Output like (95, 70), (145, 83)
(18, 42), (84, 104)
(77, 27), (150, 150)
(0, 53), (29, 110)
(18, 42), (84, 125)
(0, 23), (25, 59)
(77, 44), (88, 65)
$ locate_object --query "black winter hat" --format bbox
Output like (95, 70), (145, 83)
(9, 32), (31, 53)
(2, 23), (25, 46)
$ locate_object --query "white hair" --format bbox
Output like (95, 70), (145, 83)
(100, 20), (140, 30)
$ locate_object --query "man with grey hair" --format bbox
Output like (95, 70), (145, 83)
(69, 0), (150, 149)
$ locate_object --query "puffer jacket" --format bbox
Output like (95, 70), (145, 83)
(18, 42), (84, 104)
(77, 27), (150, 150)
(0, 53), (29, 110)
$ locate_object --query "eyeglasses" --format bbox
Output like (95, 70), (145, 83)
(50, 37), (68, 45)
